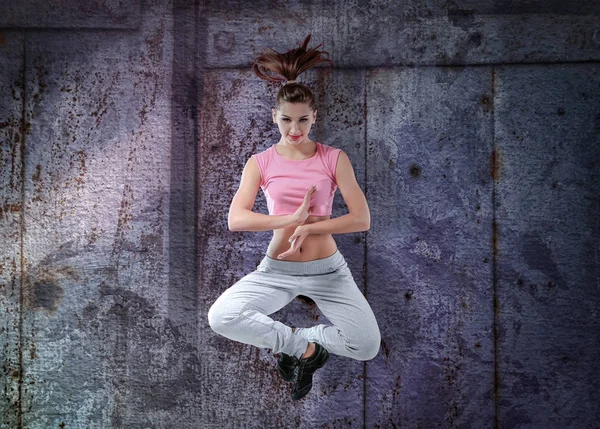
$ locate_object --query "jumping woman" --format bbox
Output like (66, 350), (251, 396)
(207, 34), (381, 401)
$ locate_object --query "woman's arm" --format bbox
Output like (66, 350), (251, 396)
(304, 213), (368, 235)
(229, 157), (301, 231)
(229, 209), (299, 232)
(305, 150), (370, 235)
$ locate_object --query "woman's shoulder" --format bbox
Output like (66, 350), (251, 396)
(317, 141), (342, 153)
(317, 142), (343, 163)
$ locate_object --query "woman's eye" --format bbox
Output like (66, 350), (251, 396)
(283, 119), (307, 122)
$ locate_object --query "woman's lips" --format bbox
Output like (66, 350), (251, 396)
(289, 135), (302, 140)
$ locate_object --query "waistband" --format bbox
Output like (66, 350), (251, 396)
(257, 249), (347, 276)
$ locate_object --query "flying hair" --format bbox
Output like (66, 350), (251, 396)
(251, 34), (334, 111)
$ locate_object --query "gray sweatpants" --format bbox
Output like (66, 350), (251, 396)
(207, 250), (381, 361)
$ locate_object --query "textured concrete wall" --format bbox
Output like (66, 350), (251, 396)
(1, 0), (181, 427)
(1, 0), (599, 428)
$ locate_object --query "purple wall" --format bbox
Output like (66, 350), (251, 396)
(1, 0), (598, 427)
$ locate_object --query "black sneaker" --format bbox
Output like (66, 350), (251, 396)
(277, 352), (299, 382)
(290, 342), (329, 401)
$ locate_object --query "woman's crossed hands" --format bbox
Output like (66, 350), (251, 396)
(277, 185), (316, 259)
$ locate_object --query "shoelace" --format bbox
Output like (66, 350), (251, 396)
(293, 358), (307, 382)
(288, 355), (299, 367)
(284, 355), (299, 374)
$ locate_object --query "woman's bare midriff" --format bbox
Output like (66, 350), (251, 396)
(266, 215), (338, 262)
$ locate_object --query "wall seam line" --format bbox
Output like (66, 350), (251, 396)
(491, 66), (499, 429)
(17, 29), (27, 429)
(363, 67), (369, 429)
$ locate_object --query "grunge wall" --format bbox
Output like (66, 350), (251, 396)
(0, 1), (598, 427)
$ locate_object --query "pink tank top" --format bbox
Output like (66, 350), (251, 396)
(251, 142), (342, 216)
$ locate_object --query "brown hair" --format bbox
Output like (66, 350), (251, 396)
(251, 34), (334, 112)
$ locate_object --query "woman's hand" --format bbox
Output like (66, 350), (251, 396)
(277, 225), (310, 259)
(293, 185), (317, 225)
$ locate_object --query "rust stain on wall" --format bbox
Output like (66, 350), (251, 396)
(480, 94), (492, 112)
(134, 16), (166, 127)
(490, 147), (501, 181)
(0, 203), (21, 220)
(111, 183), (134, 262)
(70, 149), (87, 191)
(380, 338), (390, 359)
(30, 164), (44, 202)
(0, 117), (23, 192)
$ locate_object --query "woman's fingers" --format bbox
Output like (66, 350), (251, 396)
(305, 185), (316, 201)
(279, 236), (300, 258)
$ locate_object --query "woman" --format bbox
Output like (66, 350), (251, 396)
(207, 35), (381, 401)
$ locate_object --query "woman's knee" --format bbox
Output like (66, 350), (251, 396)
(348, 327), (381, 361)
(360, 337), (381, 361)
(362, 335), (381, 360)
(207, 302), (234, 334)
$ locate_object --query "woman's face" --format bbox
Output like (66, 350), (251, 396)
(272, 102), (317, 146)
